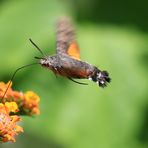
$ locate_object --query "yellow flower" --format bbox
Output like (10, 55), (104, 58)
(23, 91), (40, 115)
(5, 102), (19, 113)
(25, 91), (40, 102)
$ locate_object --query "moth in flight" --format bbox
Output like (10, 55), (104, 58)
(33, 17), (111, 87)
(3, 17), (111, 98)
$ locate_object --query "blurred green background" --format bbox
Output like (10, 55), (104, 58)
(0, 0), (148, 148)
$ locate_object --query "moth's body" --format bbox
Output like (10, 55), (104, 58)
(37, 17), (111, 87)
(40, 53), (95, 79)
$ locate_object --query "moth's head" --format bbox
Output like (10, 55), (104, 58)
(36, 56), (57, 70)
(39, 57), (49, 65)
(37, 57), (50, 67)
(29, 39), (56, 68)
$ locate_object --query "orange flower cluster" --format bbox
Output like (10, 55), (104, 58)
(0, 81), (40, 142)
(0, 102), (23, 142)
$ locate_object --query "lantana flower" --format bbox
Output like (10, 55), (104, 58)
(0, 81), (40, 142)
(23, 91), (40, 115)
(0, 81), (40, 116)
(0, 102), (23, 142)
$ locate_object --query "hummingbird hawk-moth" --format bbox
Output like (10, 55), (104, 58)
(2, 17), (111, 100)
(34, 17), (111, 87)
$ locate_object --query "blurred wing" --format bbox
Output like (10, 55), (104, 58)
(56, 17), (80, 60)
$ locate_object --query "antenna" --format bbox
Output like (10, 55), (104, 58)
(29, 38), (45, 56)
(1, 63), (39, 102)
